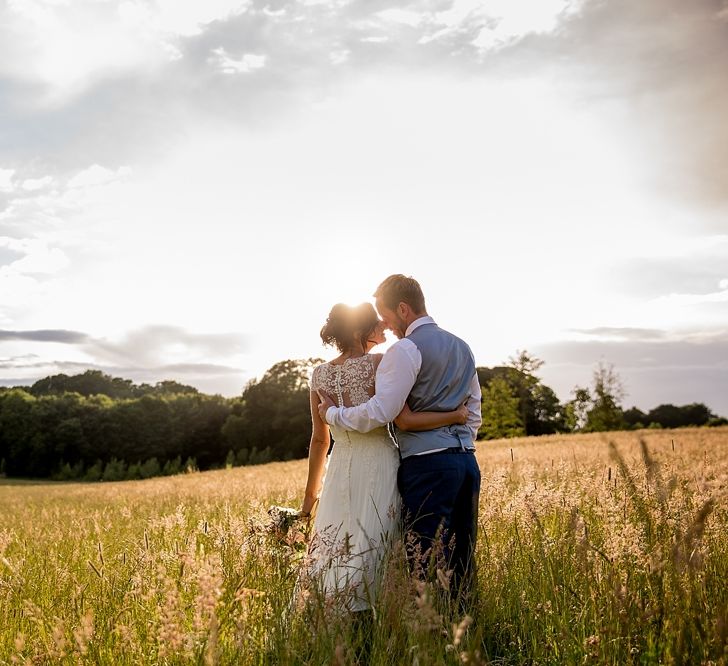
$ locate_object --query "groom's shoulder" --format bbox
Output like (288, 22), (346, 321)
(384, 336), (419, 357)
(416, 323), (474, 356)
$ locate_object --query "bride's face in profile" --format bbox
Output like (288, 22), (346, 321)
(364, 320), (386, 351)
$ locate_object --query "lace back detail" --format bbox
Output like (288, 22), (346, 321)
(311, 355), (377, 408)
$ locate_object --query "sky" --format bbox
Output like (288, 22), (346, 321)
(1, 0), (727, 415)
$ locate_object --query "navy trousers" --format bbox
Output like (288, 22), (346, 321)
(397, 449), (481, 601)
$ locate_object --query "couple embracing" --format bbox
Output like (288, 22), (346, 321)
(300, 274), (482, 613)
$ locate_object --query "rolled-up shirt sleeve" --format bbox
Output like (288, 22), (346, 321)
(467, 372), (482, 441)
(325, 340), (421, 433)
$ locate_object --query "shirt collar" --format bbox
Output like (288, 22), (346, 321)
(405, 315), (435, 337)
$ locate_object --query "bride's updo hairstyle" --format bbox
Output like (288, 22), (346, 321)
(320, 303), (380, 353)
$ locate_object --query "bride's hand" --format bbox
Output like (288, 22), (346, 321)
(316, 390), (335, 422)
(455, 400), (469, 424)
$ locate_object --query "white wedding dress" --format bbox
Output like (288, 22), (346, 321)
(306, 354), (400, 612)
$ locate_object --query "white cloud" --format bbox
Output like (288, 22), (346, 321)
(329, 49), (350, 65)
(146, 0), (252, 37)
(0, 0), (252, 101)
(21, 176), (53, 192)
(209, 47), (266, 74)
(652, 288), (728, 307)
(376, 9), (422, 27)
(0, 169), (15, 191)
(0, 238), (69, 275)
(67, 164), (132, 189)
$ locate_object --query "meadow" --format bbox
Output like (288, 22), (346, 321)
(1, 427), (726, 665)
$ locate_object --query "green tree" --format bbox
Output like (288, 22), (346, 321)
(0, 389), (36, 476)
(565, 386), (592, 432)
(85, 460), (103, 481)
(29, 370), (137, 399)
(647, 403), (714, 428)
(234, 358), (323, 460)
(139, 457), (161, 479)
(477, 352), (567, 436)
(584, 362), (625, 432)
(102, 457), (127, 481)
(163, 456), (182, 476)
(151, 380), (199, 396)
(623, 406), (647, 429)
(479, 376), (525, 440)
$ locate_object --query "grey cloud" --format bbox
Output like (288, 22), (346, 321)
(504, 0), (728, 211)
(157, 362), (242, 375)
(606, 247), (728, 298)
(0, 329), (90, 343)
(0, 358), (94, 371)
(0, 246), (23, 266)
(0, 358), (246, 395)
(571, 327), (667, 341)
(0, 0), (482, 174)
(0, 325), (250, 377)
(86, 325), (249, 366)
(0, 325), (248, 362)
(533, 330), (728, 415)
(537, 332), (728, 368)
(4, 0), (726, 204)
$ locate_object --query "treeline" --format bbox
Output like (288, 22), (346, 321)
(0, 356), (725, 481)
(0, 361), (320, 481)
(478, 352), (726, 439)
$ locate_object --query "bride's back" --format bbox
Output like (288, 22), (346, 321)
(310, 354), (380, 408)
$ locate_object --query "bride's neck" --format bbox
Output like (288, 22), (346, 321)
(339, 342), (366, 359)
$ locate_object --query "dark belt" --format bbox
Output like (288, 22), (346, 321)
(436, 447), (476, 454)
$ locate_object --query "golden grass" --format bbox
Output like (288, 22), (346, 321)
(1, 427), (727, 665)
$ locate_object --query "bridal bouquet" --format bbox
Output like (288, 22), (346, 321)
(267, 505), (310, 551)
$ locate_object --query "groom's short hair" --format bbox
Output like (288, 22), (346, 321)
(374, 274), (426, 314)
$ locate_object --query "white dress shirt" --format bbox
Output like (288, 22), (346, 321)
(325, 316), (482, 442)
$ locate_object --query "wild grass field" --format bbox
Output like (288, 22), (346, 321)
(1, 428), (727, 665)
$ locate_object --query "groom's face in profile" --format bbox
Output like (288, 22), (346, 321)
(375, 297), (407, 339)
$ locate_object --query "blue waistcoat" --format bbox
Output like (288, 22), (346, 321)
(393, 322), (476, 459)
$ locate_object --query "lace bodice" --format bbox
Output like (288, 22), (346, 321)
(310, 355), (378, 407)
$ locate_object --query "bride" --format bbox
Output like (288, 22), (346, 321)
(300, 302), (468, 612)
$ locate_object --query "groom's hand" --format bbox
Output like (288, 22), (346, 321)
(316, 390), (335, 422)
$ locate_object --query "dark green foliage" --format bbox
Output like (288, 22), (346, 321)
(139, 457), (161, 479)
(220, 358), (323, 461)
(0, 383), (232, 479)
(623, 406), (647, 429)
(646, 402), (714, 428)
(162, 456), (182, 475)
(0, 356), (723, 479)
(102, 457), (127, 481)
(28, 370), (199, 399)
(84, 460), (103, 481)
(624, 403), (717, 429)
(29, 370), (137, 399)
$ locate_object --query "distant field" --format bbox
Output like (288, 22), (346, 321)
(1, 428), (727, 665)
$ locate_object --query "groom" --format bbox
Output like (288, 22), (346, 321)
(317, 274), (482, 602)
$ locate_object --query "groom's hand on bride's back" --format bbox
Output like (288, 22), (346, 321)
(316, 390), (335, 422)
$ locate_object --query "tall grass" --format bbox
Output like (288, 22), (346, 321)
(1, 427), (726, 664)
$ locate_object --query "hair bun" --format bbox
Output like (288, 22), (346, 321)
(320, 302), (379, 353)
